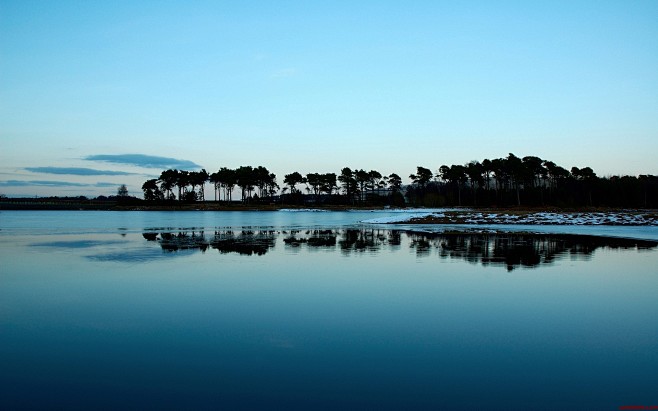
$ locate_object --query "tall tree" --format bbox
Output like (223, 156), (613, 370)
(266, 172), (279, 198)
(388, 173), (402, 193)
(158, 169), (177, 200)
(215, 167), (237, 202)
(368, 170), (383, 196)
(284, 172), (305, 194)
(481, 159), (493, 191)
(321, 173), (337, 196)
(354, 169), (370, 202)
(235, 166), (256, 202)
(209, 171), (220, 201)
(142, 179), (163, 201)
(409, 166), (433, 188)
(526, 157), (545, 187)
(175, 170), (190, 201)
(195, 169), (209, 201)
(254, 166), (272, 199)
(338, 167), (357, 204)
(572, 166), (597, 206)
(506, 153), (524, 206)
(306, 173), (323, 198)
(117, 184), (129, 198)
(440, 164), (467, 206)
(465, 161), (483, 205)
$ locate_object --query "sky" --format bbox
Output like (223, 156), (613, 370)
(1, 0), (657, 198)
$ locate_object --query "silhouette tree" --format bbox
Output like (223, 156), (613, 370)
(235, 166), (256, 202)
(544, 161), (569, 195)
(572, 166), (597, 206)
(306, 173), (323, 199)
(158, 169), (177, 200)
(321, 173), (338, 196)
(520, 156), (545, 204)
(194, 169), (209, 201)
(368, 170), (383, 197)
(406, 166), (433, 206)
(174, 170), (190, 201)
(490, 158), (507, 202)
(481, 158), (493, 191)
(354, 169), (370, 202)
(439, 164), (467, 206)
(117, 184), (129, 198)
(209, 171), (221, 201)
(215, 167), (237, 202)
(338, 167), (357, 204)
(465, 161), (483, 205)
(254, 166), (274, 199)
(142, 179), (163, 201)
(266, 172), (279, 199)
(142, 154), (656, 208)
(187, 170), (207, 202)
(409, 166), (433, 187)
(506, 153), (524, 206)
(388, 173), (402, 192)
(284, 172), (305, 194)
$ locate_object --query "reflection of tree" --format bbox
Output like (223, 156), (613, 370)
(142, 229), (657, 268)
(428, 233), (656, 271)
(149, 229), (276, 256)
(388, 230), (402, 247)
(339, 229), (379, 253)
(210, 230), (276, 256)
(408, 233), (433, 256)
(283, 230), (337, 247)
(143, 232), (158, 241)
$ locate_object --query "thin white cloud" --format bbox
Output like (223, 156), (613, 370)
(0, 180), (91, 187)
(0, 180), (122, 188)
(85, 154), (201, 170)
(25, 167), (135, 176)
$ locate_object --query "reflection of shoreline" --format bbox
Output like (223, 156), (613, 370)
(143, 229), (658, 271)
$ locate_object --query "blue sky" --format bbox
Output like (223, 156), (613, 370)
(1, 1), (657, 197)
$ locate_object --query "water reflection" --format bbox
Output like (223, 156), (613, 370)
(148, 229), (277, 256)
(283, 229), (337, 248)
(143, 228), (657, 270)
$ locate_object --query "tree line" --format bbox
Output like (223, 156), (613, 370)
(141, 153), (658, 208)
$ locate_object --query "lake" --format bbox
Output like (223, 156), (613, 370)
(1, 210), (657, 410)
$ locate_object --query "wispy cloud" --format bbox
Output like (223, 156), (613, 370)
(25, 167), (135, 176)
(0, 180), (90, 187)
(0, 180), (122, 188)
(85, 154), (201, 170)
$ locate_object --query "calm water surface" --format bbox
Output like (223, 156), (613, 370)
(1, 211), (657, 410)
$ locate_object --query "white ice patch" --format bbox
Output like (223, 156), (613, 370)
(360, 212), (438, 224)
(360, 210), (658, 226)
(278, 209), (330, 212)
(350, 207), (465, 213)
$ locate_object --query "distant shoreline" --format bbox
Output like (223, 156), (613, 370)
(0, 201), (379, 212)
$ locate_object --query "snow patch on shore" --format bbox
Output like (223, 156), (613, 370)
(362, 212), (445, 224)
(361, 211), (658, 226)
(279, 209), (330, 212)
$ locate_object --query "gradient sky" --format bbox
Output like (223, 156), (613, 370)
(1, 1), (657, 197)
